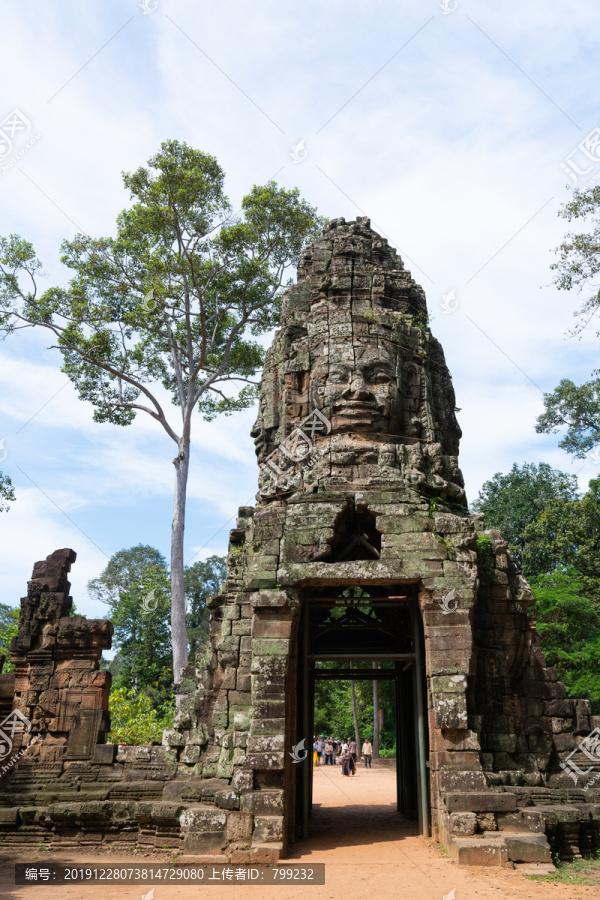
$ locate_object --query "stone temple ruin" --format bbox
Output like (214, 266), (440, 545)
(1, 217), (600, 867)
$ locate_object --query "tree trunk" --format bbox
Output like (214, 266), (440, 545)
(350, 661), (360, 758)
(171, 437), (191, 697)
(372, 661), (380, 758)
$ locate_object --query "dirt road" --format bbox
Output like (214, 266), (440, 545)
(0, 762), (596, 900)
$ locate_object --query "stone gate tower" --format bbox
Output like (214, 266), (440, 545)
(167, 216), (600, 865)
(2, 217), (599, 866)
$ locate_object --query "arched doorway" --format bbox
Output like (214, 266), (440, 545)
(292, 584), (429, 845)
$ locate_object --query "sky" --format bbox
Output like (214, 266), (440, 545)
(1, 0), (599, 617)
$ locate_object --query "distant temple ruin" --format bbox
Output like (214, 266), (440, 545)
(1, 217), (599, 866)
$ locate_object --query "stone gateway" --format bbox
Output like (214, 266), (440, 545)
(1, 217), (599, 866)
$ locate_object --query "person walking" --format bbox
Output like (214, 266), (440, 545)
(312, 737), (319, 767)
(349, 738), (357, 767)
(340, 748), (351, 776)
(324, 738), (334, 765)
(362, 739), (373, 768)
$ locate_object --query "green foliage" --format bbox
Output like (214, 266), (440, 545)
(108, 687), (175, 744)
(471, 462), (579, 570)
(0, 141), (325, 428)
(536, 185), (600, 459)
(530, 569), (600, 713)
(184, 555), (226, 659)
(88, 544), (168, 609)
(111, 564), (173, 703)
(475, 534), (495, 583)
(378, 744), (397, 758)
(0, 605), (19, 673)
(529, 849), (600, 885)
(523, 479), (600, 597)
(0, 473), (14, 512)
(550, 184), (600, 331)
(90, 546), (172, 703)
(475, 464), (600, 711)
(536, 375), (600, 459)
(0, 141), (325, 676)
(313, 663), (396, 752)
(92, 546), (226, 694)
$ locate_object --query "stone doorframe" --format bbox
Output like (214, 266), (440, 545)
(280, 579), (436, 847)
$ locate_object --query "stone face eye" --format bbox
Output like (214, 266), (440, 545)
(369, 367), (393, 384)
(328, 369), (349, 384)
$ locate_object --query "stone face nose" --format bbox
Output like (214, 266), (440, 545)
(343, 376), (373, 401)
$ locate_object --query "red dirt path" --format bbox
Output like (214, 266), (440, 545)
(0, 762), (596, 899)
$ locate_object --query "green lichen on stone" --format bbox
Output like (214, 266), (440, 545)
(476, 534), (495, 583)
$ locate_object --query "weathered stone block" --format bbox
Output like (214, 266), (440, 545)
(250, 639), (290, 657)
(253, 815), (284, 842)
(227, 811), (253, 841)
(215, 790), (240, 810)
(504, 834), (551, 863)
(243, 790), (284, 815)
(449, 812), (477, 836)
(245, 752), (285, 770)
(446, 792), (517, 813)
(233, 770), (254, 792)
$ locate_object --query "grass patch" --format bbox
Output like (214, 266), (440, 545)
(529, 852), (600, 885)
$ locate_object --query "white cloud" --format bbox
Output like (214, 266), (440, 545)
(1, 0), (599, 613)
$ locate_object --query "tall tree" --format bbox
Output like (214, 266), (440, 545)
(471, 462), (579, 570)
(0, 140), (324, 685)
(350, 661), (361, 758)
(536, 184), (600, 454)
(184, 555), (227, 659)
(372, 662), (380, 758)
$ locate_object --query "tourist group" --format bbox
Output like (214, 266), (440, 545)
(313, 737), (373, 776)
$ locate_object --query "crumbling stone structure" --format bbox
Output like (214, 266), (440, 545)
(1, 218), (600, 868)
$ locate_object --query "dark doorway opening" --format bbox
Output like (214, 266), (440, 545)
(321, 510), (382, 562)
(293, 585), (429, 846)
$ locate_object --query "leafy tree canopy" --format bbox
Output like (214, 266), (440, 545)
(108, 687), (175, 744)
(88, 544), (168, 610)
(529, 568), (600, 713)
(471, 462), (579, 570)
(523, 478), (600, 598)
(537, 185), (600, 456)
(110, 562), (173, 704)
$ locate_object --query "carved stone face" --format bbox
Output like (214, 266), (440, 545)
(321, 343), (402, 435)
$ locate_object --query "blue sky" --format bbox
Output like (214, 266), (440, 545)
(1, 0), (599, 616)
